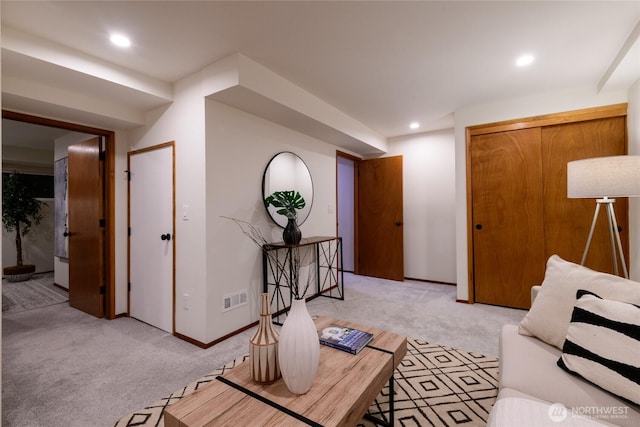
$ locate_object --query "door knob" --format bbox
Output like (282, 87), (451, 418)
(475, 224), (483, 230)
(395, 221), (402, 226)
(63, 231), (71, 237)
(161, 233), (171, 241)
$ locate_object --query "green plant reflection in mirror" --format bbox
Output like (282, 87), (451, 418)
(262, 152), (313, 228)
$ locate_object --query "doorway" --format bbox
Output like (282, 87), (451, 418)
(337, 153), (356, 272)
(2, 111), (116, 319)
(336, 151), (404, 281)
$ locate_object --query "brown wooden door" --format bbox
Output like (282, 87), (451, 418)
(68, 137), (104, 318)
(542, 117), (628, 274)
(471, 128), (546, 309)
(357, 156), (404, 281)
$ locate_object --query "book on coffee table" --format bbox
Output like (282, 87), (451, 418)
(319, 324), (374, 354)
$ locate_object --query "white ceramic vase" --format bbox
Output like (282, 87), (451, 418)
(249, 293), (281, 383)
(278, 298), (320, 394)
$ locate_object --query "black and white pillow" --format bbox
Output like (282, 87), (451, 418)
(557, 289), (640, 406)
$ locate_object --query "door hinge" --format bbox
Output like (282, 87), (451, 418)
(99, 285), (106, 295)
(99, 151), (106, 161)
(99, 218), (106, 228)
(128, 282), (131, 292)
(128, 227), (131, 236)
(125, 170), (131, 181)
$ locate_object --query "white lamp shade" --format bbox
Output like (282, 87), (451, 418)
(567, 155), (640, 198)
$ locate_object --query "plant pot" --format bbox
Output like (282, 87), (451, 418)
(278, 298), (319, 394)
(3, 264), (36, 282)
(283, 218), (302, 244)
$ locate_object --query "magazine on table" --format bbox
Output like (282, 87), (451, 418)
(319, 324), (374, 354)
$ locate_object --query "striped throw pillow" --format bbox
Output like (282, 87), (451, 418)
(557, 290), (640, 406)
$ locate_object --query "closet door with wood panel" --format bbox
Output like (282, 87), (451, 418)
(542, 117), (628, 274)
(469, 106), (628, 310)
(470, 128), (546, 309)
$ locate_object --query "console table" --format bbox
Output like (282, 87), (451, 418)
(263, 236), (343, 324)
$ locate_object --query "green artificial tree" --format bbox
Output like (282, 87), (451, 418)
(2, 171), (44, 278)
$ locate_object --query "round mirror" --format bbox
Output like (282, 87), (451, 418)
(262, 152), (314, 228)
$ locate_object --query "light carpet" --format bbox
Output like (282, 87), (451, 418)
(2, 274), (68, 314)
(114, 339), (498, 427)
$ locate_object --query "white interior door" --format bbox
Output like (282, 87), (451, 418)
(128, 143), (174, 333)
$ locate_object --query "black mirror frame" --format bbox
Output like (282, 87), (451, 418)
(261, 151), (314, 228)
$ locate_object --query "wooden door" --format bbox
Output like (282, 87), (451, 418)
(471, 128), (546, 309)
(542, 117), (628, 273)
(128, 143), (175, 333)
(357, 156), (404, 281)
(68, 137), (104, 318)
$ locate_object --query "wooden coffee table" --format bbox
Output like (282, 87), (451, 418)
(164, 316), (407, 426)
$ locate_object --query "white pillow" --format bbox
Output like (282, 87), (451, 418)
(518, 255), (640, 349)
(557, 290), (640, 406)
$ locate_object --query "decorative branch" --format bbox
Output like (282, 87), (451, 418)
(221, 216), (314, 299)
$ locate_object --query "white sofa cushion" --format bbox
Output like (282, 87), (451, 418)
(558, 290), (640, 406)
(519, 255), (640, 349)
(488, 388), (615, 427)
(500, 325), (640, 427)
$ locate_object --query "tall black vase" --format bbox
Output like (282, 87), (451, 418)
(283, 218), (302, 244)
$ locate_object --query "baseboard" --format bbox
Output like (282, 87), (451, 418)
(53, 283), (69, 292)
(174, 320), (259, 349)
(405, 277), (456, 286)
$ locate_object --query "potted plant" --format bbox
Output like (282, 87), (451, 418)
(264, 190), (305, 244)
(2, 171), (45, 281)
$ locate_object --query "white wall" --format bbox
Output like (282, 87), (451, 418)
(386, 129), (456, 283)
(205, 100), (338, 342)
(124, 64), (340, 345)
(454, 87), (630, 301)
(126, 72), (207, 341)
(627, 78), (640, 281)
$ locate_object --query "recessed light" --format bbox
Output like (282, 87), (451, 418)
(110, 34), (131, 48)
(516, 54), (534, 67)
(409, 122), (420, 130)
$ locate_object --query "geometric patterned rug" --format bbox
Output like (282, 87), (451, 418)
(113, 339), (499, 427)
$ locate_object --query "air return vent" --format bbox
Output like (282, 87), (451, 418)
(222, 290), (248, 312)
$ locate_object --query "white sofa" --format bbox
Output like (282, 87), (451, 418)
(487, 255), (640, 426)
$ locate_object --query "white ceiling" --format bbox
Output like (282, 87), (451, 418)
(2, 119), (70, 150)
(1, 1), (640, 143)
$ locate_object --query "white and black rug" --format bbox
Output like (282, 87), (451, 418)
(114, 339), (498, 427)
(2, 274), (68, 315)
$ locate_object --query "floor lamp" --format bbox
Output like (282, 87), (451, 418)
(567, 155), (640, 278)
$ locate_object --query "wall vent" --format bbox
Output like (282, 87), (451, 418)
(222, 289), (248, 312)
